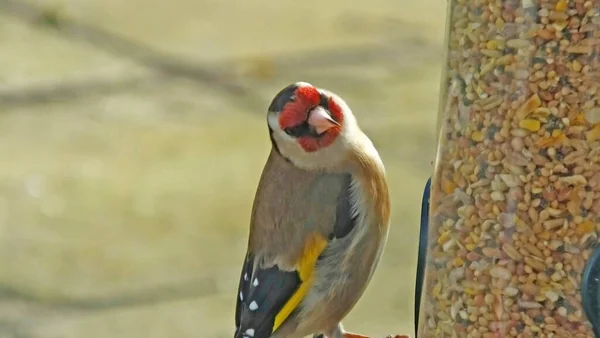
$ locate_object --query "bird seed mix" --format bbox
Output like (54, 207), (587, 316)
(420, 0), (600, 337)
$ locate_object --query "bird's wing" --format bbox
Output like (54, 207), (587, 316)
(234, 174), (359, 338)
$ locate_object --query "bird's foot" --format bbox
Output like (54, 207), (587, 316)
(343, 333), (369, 338)
(316, 333), (408, 338)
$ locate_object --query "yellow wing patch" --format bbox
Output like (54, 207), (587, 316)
(272, 232), (328, 332)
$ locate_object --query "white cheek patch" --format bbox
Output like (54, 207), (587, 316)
(267, 113), (280, 132)
(267, 113), (298, 144)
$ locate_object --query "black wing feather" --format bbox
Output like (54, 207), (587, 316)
(235, 253), (253, 329)
(234, 253), (301, 338)
(234, 174), (358, 337)
(332, 174), (358, 239)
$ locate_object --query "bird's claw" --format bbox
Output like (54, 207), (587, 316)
(343, 334), (370, 338)
(315, 333), (408, 338)
(344, 334), (409, 338)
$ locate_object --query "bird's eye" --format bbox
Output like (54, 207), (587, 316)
(283, 122), (310, 137)
(284, 120), (324, 138)
(319, 94), (329, 109)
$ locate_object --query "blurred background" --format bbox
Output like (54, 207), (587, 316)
(0, 0), (446, 337)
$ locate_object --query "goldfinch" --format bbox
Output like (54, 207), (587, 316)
(234, 82), (391, 338)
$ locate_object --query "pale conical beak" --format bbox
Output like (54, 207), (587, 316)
(307, 106), (340, 134)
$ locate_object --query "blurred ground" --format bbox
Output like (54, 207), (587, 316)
(0, 0), (447, 337)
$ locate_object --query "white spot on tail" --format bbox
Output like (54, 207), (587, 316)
(249, 301), (258, 311)
(245, 328), (255, 337)
(253, 278), (259, 287)
(239, 292), (243, 301)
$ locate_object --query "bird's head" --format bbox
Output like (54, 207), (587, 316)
(266, 82), (360, 171)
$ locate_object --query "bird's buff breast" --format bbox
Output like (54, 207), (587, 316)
(250, 165), (347, 264)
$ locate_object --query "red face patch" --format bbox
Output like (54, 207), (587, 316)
(277, 86), (344, 152)
(327, 96), (344, 125)
(277, 86), (321, 130)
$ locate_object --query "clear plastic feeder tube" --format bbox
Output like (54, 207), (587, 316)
(418, 0), (600, 337)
